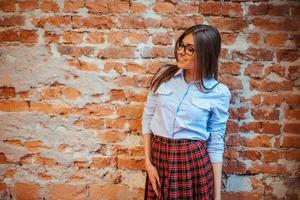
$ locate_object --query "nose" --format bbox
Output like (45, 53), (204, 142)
(177, 47), (185, 56)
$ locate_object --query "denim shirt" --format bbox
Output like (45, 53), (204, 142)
(141, 68), (231, 163)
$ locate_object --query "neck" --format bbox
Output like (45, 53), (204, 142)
(184, 69), (194, 83)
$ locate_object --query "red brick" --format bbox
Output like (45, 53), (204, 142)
(130, 2), (146, 13)
(86, 31), (105, 44)
(264, 64), (285, 77)
(248, 162), (288, 175)
(98, 47), (137, 59)
(209, 17), (247, 31)
(72, 16), (113, 29)
(223, 160), (247, 174)
(253, 18), (299, 31)
(244, 135), (273, 148)
(0, 153), (8, 164)
(261, 150), (281, 162)
(239, 150), (261, 161)
(221, 2), (242, 17)
(153, 2), (175, 14)
(264, 33), (288, 47)
(276, 49), (299, 62)
(248, 33), (261, 45)
(0, 15), (24, 26)
(249, 79), (294, 92)
(41, 0), (60, 12)
(20, 30), (38, 43)
(44, 31), (60, 44)
(0, 30), (19, 42)
(220, 62), (240, 75)
(285, 109), (300, 120)
(152, 32), (173, 45)
(283, 124), (300, 134)
(285, 94), (300, 106)
(199, 1), (221, 16)
(141, 46), (174, 58)
(0, 87), (16, 98)
(0, 0), (16, 12)
(63, 31), (83, 44)
(107, 1), (129, 13)
(240, 122), (262, 133)
(19, 0), (38, 11)
(262, 122), (281, 135)
(175, 2), (198, 15)
(85, 0), (107, 13)
(244, 63), (263, 78)
(32, 16), (71, 28)
(251, 108), (279, 120)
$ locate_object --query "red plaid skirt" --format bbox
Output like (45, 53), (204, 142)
(144, 134), (214, 200)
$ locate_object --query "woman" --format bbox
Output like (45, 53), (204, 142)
(142, 24), (231, 200)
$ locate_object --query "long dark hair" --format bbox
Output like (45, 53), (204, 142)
(150, 24), (221, 93)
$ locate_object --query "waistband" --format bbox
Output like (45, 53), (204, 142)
(152, 134), (206, 146)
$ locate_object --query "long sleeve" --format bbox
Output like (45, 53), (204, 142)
(206, 91), (231, 163)
(141, 90), (157, 135)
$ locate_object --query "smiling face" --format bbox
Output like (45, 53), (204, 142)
(176, 33), (195, 70)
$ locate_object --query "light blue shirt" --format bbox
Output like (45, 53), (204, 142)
(141, 68), (231, 163)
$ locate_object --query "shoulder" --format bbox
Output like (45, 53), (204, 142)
(212, 82), (231, 97)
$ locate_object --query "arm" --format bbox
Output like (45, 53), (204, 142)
(206, 91), (231, 199)
(212, 163), (222, 200)
(141, 90), (157, 164)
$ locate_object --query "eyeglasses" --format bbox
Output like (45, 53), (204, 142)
(176, 41), (195, 56)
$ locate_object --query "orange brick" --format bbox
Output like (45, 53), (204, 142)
(0, 100), (29, 111)
(48, 184), (87, 200)
(64, 0), (84, 12)
(15, 183), (40, 200)
(98, 130), (126, 143)
(91, 156), (116, 168)
(41, 0), (60, 12)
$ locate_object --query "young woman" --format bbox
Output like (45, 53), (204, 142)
(142, 24), (231, 200)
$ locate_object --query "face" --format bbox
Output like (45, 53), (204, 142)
(176, 33), (195, 70)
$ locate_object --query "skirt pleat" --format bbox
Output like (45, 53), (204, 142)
(144, 134), (214, 200)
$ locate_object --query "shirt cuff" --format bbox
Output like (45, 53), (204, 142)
(208, 152), (223, 163)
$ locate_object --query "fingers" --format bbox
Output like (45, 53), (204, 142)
(155, 172), (161, 188)
(152, 181), (159, 196)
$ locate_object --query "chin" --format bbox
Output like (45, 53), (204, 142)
(177, 62), (193, 70)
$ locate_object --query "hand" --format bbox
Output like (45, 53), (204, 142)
(145, 160), (161, 197)
(214, 193), (221, 200)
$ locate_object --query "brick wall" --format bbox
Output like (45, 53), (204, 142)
(0, 0), (299, 199)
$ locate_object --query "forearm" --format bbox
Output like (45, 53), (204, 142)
(211, 162), (222, 198)
(143, 134), (153, 164)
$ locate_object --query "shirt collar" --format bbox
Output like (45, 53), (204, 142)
(174, 68), (217, 85)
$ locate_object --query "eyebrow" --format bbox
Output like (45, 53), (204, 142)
(181, 41), (195, 47)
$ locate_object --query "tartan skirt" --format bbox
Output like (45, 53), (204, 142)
(144, 134), (214, 200)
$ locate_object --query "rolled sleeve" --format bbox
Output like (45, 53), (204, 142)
(141, 90), (157, 135)
(206, 91), (231, 163)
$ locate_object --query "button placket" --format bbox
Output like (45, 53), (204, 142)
(172, 84), (191, 137)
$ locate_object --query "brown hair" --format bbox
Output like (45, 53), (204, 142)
(150, 24), (221, 93)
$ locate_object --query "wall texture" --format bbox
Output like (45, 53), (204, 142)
(0, 0), (299, 199)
